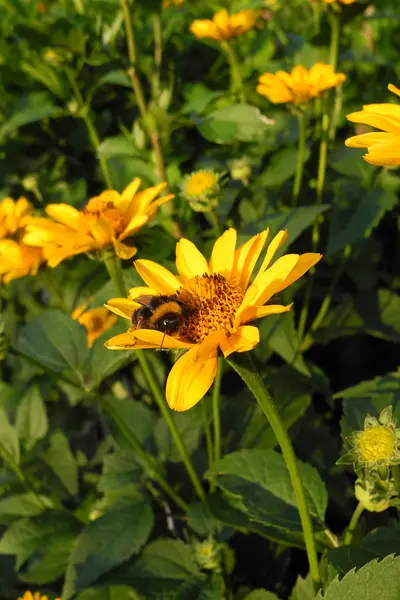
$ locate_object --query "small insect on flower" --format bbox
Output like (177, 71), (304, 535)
(131, 295), (187, 336)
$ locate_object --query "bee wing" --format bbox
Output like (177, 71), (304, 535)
(134, 295), (158, 309)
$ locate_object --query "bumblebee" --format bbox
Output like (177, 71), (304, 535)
(131, 294), (185, 336)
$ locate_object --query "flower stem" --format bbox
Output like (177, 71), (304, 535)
(103, 252), (206, 503)
(66, 70), (113, 189)
(202, 399), (214, 474)
(313, 8), (341, 247)
(220, 40), (246, 103)
(0, 442), (48, 510)
(227, 354), (321, 589)
(101, 398), (188, 512)
(136, 349), (207, 504)
(344, 501), (364, 545)
(120, 0), (168, 187)
(212, 357), (223, 466)
(292, 112), (306, 206)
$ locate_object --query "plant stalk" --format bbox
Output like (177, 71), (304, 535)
(227, 354), (321, 588)
(292, 112), (306, 205)
(103, 252), (206, 503)
(220, 40), (246, 103)
(344, 501), (364, 545)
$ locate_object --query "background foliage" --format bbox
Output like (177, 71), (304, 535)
(1, 0), (400, 598)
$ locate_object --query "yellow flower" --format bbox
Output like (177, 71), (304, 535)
(0, 196), (43, 283)
(312, 0), (357, 4)
(24, 179), (173, 267)
(190, 9), (261, 41)
(162, 0), (184, 7)
(357, 426), (397, 463)
(345, 84), (400, 166)
(17, 592), (60, 600)
(105, 228), (321, 411)
(257, 63), (346, 105)
(181, 170), (221, 212)
(72, 303), (117, 347)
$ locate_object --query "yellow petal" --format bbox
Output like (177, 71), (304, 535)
(104, 331), (140, 349)
(363, 142), (400, 166)
(118, 177), (142, 210)
(105, 298), (137, 320)
(128, 182), (168, 215)
(166, 339), (220, 411)
(346, 108), (400, 136)
(46, 203), (84, 230)
(134, 259), (181, 294)
(112, 238), (137, 260)
(242, 253), (299, 309)
(176, 238), (210, 279)
(87, 216), (113, 246)
(219, 325), (260, 358)
(345, 131), (400, 149)
(256, 230), (288, 278)
(232, 229), (269, 291)
(133, 329), (194, 349)
(237, 302), (293, 326)
(280, 253), (322, 291)
(128, 286), (160, 299)
(209, 228), (237, 277)
(120, 214), (149, 239)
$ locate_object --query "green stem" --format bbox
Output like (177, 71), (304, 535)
(292, 112), (306, 206)
(103, 253), (206, 503)
(227, 354), (321, 588)
(344, 501), (364, 545)
(313, 10), (340, 246)
(220, 40), (246, 103)
(66, 70), (113, 189)
(202, 399), (214, 475)
(212, 357), (223, 466)
(101, 399), (188, 512)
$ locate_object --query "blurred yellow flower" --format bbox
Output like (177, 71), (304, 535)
(105, 228), (321, 411)
(0, 197), (43, 283)
(162, 0), (184, 7)
(312, 0), (357, 4)
(17, 592), (60, 600)
(181, 170), (221, 212)
(345, 84), (400, 166)
(24, 179), (173, 266)
(72, 303), (117, 347)
(257, 63), (346, 104)
(190, 9), (261, 41)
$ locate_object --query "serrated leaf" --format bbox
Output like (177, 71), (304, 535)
(207, 449), (327, 535)
(317, 555), (400, 600)
(15, 386), (48, 451)
(62, 501), (154, 600)
(44, 431), (79, 496)
(328, 526), (400, 574)
(290, 574), (315, 600)
(88, 324), (135, 388)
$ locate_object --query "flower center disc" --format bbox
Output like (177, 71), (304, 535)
(358, 426), (397, 462)
(84, 199), (125, 235)
(178, 273), (244, 343)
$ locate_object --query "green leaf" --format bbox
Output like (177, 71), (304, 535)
(316, 555), (400, 600)
(0, 512), (80, 575)
(154, 402), (204, 462)
(207, 449), (327, 535)
(261, 146), (310, 188)
(97, 135), (141, 158)
(177, 575), (225, 600)
(44, 431), (79, 496)
(0, 494), (53, 517)
(196, 104), (274, 144)
(88, 324), (135, 389)
(328, 526), (400, 575)
(289, 574), (315, 600)
(15, 386), (48, 451)
(243, 591), (281, 599)
(99, 70), (132, 88)
(63, 501), (154, 600)
(14, 309), (90, 386)
(260, 312), (310, 376)
(244, 205), (329, 257)
(181, 83), (222, 115)
(121, 538), (201, 598)
(101, 396), (157, 448)
(326, 184), (398, 255)
(0, 407), (20, 465)
(0, 92), (61, 140)
(76, 586), (136, 600)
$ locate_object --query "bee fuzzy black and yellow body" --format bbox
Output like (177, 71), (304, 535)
(131, 294), (184, 336)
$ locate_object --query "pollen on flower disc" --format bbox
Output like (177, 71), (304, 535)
(358, 426), (397, 462)
(178, 273), (243, 343)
